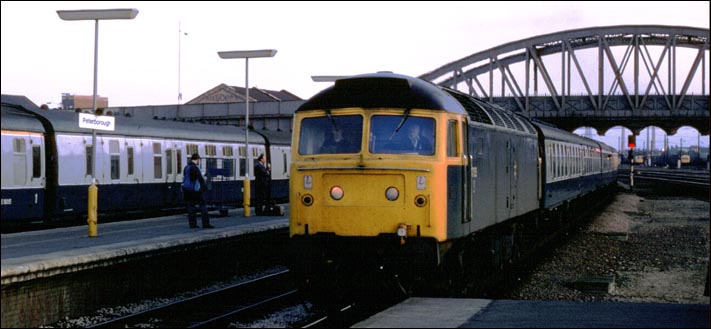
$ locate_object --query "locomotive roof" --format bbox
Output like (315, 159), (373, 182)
(4, 104), (267, 144)
(298, 72), (467, 114)
(443, 88), (538, 135)
(298, 73), (539, 135)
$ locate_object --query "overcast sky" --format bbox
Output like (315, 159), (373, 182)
(1, 1), (709, 149)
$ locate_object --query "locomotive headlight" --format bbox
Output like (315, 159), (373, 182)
(330, 186), (344, 200)
(385, 187), (399, 201)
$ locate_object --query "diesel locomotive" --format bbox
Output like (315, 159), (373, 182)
(287, 72), (619, 296)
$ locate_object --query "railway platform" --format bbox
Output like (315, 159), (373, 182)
(1, 205), (289, 327)
(353, 297), (710, 328)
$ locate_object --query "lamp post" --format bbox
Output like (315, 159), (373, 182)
(178, 21), (187, 104)
(58, 8), (138, 237)
(311, 75), (350, 82)
(57, 8), (138, 180)
(218, 49), (277, 217)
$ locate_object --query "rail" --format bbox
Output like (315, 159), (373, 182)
(88, 269), (297, 328)
(629, 167), (709, 187)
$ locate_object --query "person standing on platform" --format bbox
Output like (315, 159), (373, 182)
(254, 153), (271, 216)
(182, 153), (214, 228)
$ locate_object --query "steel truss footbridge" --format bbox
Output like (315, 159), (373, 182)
(419, 25), (709, 136)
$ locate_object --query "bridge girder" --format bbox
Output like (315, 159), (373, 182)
(420, 25), (710, 134)
(545, 117), (709, 136)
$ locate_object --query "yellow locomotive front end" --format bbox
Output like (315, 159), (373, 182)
(290, 108), (449, 241)
(287, 73), (470, 294)
(288, 109), (452, 289)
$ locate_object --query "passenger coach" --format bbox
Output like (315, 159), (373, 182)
(1, 99), (290, 226)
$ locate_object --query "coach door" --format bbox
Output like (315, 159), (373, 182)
(164, 143), (178, 184)
(497, 137), (514, 222)
(461, 120), (471, 223)
(165, 143), (181, 205)
(122, 138), (142, 207)
(509, 139), (517, 214)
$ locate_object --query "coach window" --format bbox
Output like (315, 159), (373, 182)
(165, 149), (173, 175)
(186, 144), (198, 157)
(32, 144), (41, 178)
(239, 146), (247, 177)
(205, 145), (217, 173)
(564, 145), (568, 177)
(153, 142), (162, 179)
(127, 147), (135, 176)
(223, 146), (235, 178)
(252, 147), (262, 169)
(176, 149), (182, 174)
(556, 144), (562, 178)
(110, 140), (120, 180)
(13, 138), (27, 185)
(186, 144), (198, 171)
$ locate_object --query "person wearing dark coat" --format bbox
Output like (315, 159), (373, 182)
(254, 154), (271, 215)
(404, 124), (432, 154)
(182, 153), (214, 228)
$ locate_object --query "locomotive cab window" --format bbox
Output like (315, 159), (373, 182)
(446, 119), (460, 157)
(298, 115), (363, 155)
(370, 115), (435, 155)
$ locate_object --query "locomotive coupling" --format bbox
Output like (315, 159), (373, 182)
(87, 179), (98, 237)
(397, 223), (409, 245)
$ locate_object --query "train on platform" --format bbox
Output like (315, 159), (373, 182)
(287, 72), (619, 299)
(1, 96), (291, 230)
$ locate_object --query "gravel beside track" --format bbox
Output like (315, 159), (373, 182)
(504, 190), (709, 304)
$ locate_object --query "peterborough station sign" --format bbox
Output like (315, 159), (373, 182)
(79, 112), (115, 131)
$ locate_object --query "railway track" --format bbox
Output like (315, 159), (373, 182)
(87, 269), (299, 328)
(631, 167), (709, 187)
(617, 166), (709, 201)
(84, 267), (401, 328)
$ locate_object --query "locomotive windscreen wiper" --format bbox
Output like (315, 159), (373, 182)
(389, 108), (411, 140)
(325, 109), (339, 131)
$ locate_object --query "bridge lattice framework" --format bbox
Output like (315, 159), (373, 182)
(418, 25), (710, 136)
